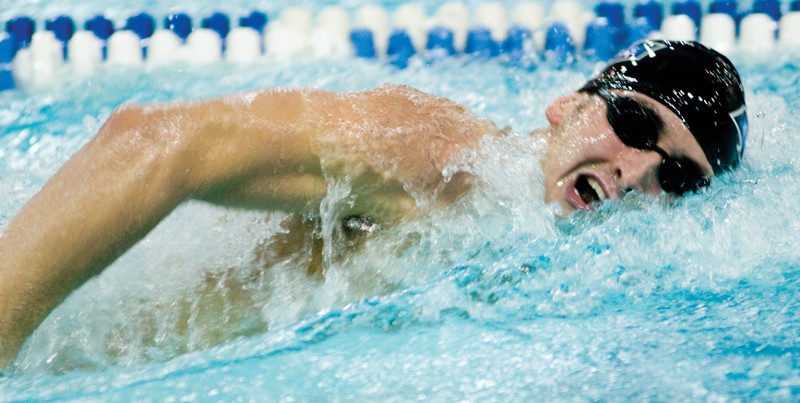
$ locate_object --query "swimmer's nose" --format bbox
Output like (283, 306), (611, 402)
(614, 148), (663, 196)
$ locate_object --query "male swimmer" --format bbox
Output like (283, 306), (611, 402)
(0, 40), (747, 367)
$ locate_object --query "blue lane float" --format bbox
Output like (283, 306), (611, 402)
(709, 0), (738, 16)
(387, 29), (415, 68)
(595, 1), (626, 48)
(6, 16), (35, 53)
(126, 13), (156, 40)
(596, 1), (625, 27)
(627, 17), (655, 44)
(85, 15), (114, 41)
(464, 27), (499, 59)
(46, 16), (76, 60)
(0, 33), (14, 91)
(672, 0), (703, 28)
(165, 13), (192, 41)
(240, 11), (268, 33)
(502, 26), (532, 61)
(426, 27), (456, 56)
(202, 12), (231, 40)
(46, 16), (76, 43)
(544, 23), (575, 66)
(634, 0), (664, 30)
(351, 28), (376, 59)
(85, 15), (114, 60)
(753, 0), (782, 21)
(583, 18), (617, 61)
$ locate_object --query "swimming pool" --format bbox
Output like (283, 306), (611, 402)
(1, 0), (799, 400)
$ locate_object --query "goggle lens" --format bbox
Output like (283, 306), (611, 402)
(597, 92), (709, 196)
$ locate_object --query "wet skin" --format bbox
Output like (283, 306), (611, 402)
(537, 91), (713, 214)
(0, 85), (712, 367)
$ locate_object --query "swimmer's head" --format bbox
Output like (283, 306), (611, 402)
(581, 39), (747, 174)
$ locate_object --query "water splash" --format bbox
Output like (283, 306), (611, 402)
(1, 39), (799, 402)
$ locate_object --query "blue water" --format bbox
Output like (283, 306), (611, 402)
(2, 1), (800, 401)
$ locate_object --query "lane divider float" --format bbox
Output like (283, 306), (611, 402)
(2, 0), (800, 91)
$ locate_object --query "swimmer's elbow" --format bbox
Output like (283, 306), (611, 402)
(92, 106), (152, 157)
(97, 105), (140, 137)
(91, 104), (196, 199)
(97, 105), (165, 145)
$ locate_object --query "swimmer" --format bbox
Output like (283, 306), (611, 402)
(0, 40), (747, 367)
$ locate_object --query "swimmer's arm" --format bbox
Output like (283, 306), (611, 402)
(0, 89), (335, 367)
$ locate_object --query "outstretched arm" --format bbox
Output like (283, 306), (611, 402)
(0, 89), (335, 367)
(0, 84), (497, 367)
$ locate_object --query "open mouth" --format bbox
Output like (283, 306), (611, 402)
(573, 174), (607, 207)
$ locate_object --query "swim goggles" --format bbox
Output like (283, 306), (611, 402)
(590, 90), (710, 196)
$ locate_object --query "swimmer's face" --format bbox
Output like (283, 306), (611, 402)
(538, 91), (714, 215)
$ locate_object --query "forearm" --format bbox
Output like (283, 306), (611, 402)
(0, 90), (328, 366)
(0, 106), (191, 367)
(0, 84), (469, 366)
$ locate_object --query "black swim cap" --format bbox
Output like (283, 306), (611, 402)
(581, 39), (747, 174)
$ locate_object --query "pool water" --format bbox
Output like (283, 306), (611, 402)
(2, 1), (800, 401)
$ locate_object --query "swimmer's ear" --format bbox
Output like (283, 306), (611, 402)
(545, 92), (582, 127)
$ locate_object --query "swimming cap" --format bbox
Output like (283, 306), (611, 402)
(581, 39), (747, 174)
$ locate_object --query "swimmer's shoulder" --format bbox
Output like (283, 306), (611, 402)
(366, 83), (467, 111)
(361, 83), (502, 136)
